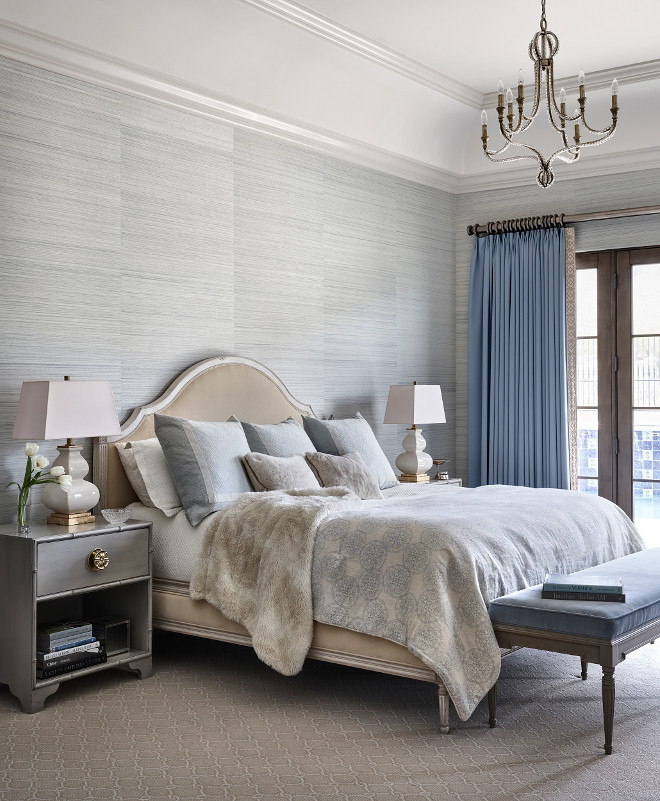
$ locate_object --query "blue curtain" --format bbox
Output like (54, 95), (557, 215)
(467, 228), (569, 489)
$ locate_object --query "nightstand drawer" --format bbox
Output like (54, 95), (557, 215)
(37, 529), (149, 597)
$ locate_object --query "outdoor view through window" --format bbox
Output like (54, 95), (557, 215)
(576, 256), (660, 546)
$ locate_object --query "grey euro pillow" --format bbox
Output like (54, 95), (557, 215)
(303, 412), (398, 489)
(230, 416), (317, 457)
(305, 451), (383, 500)
(154, 415), (253, 526)
(243, 452), (320, 492)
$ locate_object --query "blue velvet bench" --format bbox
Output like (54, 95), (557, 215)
(488, 549), (660, 754)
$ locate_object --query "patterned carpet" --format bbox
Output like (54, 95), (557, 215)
(1, 630), (660, 801)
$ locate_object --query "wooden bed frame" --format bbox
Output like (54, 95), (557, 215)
(94, 356), (453, 732)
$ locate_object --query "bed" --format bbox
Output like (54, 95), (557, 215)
(93, 355), (643, 732)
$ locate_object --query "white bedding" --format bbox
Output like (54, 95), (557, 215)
(127, 483), (462, 583)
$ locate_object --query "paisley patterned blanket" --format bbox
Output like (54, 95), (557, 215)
(312, 485), (643, 720)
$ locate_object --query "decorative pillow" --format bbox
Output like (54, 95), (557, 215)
(243, 452), (320, 492)
(305, 451), (383, 500)
(303, 412), (398, 489)
(154, 415), (253, 526)
(116, 439), (182, 516)
(229, 416), (316, 457)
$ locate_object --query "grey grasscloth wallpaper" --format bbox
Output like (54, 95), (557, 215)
(455, 171), (660, 480)
(0, 56), (456, 525)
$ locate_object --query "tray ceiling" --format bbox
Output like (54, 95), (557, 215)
(0, 0), (658, 192)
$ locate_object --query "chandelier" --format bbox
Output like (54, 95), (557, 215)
(480, 0), (619, 188)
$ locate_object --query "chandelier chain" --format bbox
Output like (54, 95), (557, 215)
(540, 0), (547, 32)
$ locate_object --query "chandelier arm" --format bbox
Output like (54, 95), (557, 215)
(580, 115), (617, 136)
(545, 61), (570, 134)
(487, 136), (547, 164)
(544, 70), (567, 135)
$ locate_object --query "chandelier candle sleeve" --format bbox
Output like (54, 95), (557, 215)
(480, 0), (618, 188)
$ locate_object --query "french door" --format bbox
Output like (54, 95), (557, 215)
(576, 247), (660, 545)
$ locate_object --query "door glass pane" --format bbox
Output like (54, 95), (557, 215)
(632, 263), (660, 335)
(577, 409), (598, 478)
(633, 336), (660, 407)
(577, 338), (597, 406)
(633, 410), (660, 480)
(577, 478), (598, 495)
(633, 482), (660, 546)
(576, 268), (597, 337)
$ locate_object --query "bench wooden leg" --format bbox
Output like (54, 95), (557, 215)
(488, 682), (497, 728)
(602, 666), (615, 755)
(581, 659), (588, 680)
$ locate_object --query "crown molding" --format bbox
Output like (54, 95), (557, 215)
(239, 0), (483, 109)
(456, 145), (660, 194)
(482, 59), (660, 107)
(0, 19), (460, 193)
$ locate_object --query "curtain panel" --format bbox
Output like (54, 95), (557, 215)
(467, 227), (571, 489)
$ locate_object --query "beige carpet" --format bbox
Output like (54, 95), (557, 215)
(1, 630), (659, 801)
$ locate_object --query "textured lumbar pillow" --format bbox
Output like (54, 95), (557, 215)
(305, 451), (383, 500)
(303, 412), (397, 489)
(230, 416), (317, 457)
(154, 415), (253, 525)
(243, 452), (320, 492)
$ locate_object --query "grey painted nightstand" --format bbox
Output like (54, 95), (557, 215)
(431, 478), (462, 486)
(0, 519), (153, 713)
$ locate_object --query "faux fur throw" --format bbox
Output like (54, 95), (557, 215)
(189, 487), (358, 675)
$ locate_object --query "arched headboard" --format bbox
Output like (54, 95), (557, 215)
(94, 356), (316, 509)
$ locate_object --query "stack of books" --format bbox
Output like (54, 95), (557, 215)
(541, 574), (625, 603)
(36, 620), (107, 679)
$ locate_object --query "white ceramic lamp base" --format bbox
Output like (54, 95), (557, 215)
(41, 444), (98, 525)
(395, 427), (433, 483)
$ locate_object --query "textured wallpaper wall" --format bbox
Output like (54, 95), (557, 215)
(0, 56), (456, 525)
(456, 170), (660, 480)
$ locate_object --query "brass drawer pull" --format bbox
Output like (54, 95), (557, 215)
(87, 549), (110, 571)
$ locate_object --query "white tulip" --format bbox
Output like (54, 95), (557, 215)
(49, 465), (65, 476)
(24, 442), (39, 457)
(34, 455), (49, 470)
(58, 475), (73, 492)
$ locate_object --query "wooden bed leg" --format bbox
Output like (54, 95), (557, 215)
(488, 682), (497, 728)
(581, 659), (588, 680)
(602, 666), (615, 755)
(436, 676), (450, 734)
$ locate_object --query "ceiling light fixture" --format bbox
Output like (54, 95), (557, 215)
(480, 0), (619, 188)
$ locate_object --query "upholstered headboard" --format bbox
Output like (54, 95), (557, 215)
(94, 356), (316, 509)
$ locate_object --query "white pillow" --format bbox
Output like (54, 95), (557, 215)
(116, 438), (182, 516)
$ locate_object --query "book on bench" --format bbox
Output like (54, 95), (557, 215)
(541, 590), (626, 603)
(542, 573), (625, 602)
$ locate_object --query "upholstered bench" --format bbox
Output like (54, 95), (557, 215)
(488, 548), (660, 754)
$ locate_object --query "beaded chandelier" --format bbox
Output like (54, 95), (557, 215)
(480, 0), (619, 188)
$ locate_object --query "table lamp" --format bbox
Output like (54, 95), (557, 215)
(383, 382), (446, 483)
(12, 376), (121, 525)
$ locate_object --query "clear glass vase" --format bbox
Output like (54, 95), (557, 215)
(16, 487), (32, 535)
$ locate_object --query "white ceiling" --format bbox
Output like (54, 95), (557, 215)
(0, 0), (659, 192)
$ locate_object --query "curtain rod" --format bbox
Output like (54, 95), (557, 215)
(466, 204), (660, 237)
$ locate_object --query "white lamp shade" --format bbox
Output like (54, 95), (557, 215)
(12, 380), (121, 440)
(383, 384), (446, 425)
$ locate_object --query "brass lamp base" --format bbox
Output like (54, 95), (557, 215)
(47, 512), (95, 526)
(398, 473), (430, 483)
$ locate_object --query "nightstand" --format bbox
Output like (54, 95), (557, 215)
(0, 520), (152, 713)
(431, 478), (462, 486)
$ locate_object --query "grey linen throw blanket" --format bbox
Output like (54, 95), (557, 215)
(191, 484), (643, 721)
